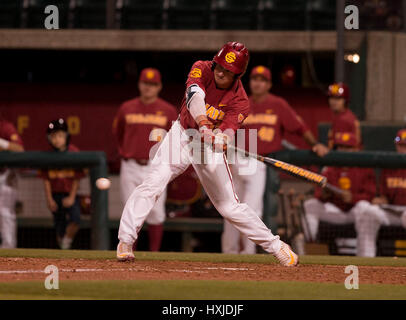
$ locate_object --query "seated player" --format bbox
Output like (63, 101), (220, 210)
(41, 119), (85, 250)
(358, 129), (406, 257)
(303, 132), (379, 256)
(0, 116), (24, 248)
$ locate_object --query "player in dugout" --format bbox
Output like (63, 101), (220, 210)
(117, 42), (300, 266)
(41, 119), (85, 250)
(303, 132), (380, 256)
(326, 82), (362, 149)
(357, 129), (406, 257)
(222, 65), (329, 255)
(113, 68), (178, 251)
(0, 116), (24, 248)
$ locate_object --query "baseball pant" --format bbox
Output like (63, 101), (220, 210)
(0, 180), (18, 248)
(355, 205), (406, 257)
(120, 159), (167, 225)
(222, 155), (266, 254)
(118, 120), (282, 254)
(303, 198), (381, 257)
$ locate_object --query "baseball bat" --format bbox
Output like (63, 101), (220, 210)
(230, 145), (327, 187)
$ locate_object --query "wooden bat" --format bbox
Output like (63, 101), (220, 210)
(230, 145), (327, 187)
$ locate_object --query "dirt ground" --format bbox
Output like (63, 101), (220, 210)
(1, 257), (406, 284)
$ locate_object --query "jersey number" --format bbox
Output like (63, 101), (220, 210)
(258, 126), (275, 142)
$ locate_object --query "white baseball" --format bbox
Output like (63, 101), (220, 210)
(96, 178), (111, 190)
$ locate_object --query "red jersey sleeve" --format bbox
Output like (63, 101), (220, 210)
(280, 100), (308, 135)
(2, 122), (24, 147)
(185, 60), (211, 93)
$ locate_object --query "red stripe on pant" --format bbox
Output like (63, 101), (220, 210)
(223, 153), (240, 203)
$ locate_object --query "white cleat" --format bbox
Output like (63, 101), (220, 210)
(273, 241), (299, 267)
(116, 241), (135, 262)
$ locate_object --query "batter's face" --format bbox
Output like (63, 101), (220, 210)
(138, 81), (162, 101)
(396, 144), (406, 154)
(49, 131), (67, 151)
(249, 75), (271, 96)
(214, 64), (235, 89)
(328, 97), (346, 113)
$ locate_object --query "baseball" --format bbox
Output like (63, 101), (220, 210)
(96, 178), (111, 190)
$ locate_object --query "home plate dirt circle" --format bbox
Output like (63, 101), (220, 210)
(1, 257), (406, 284)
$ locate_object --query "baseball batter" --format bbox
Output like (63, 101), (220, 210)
(357, 129), (406, 257)
(113, 68), (178, 251)
(326, 83), (361, 149)
(117, 42), (299, 266)
(303, 132), (379, 256)
(222, 65), (329, 254)
(0, 117), (24, 248)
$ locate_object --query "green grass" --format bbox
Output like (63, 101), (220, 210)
(1, 248), (406, 267)
(0, 279), (405, 300)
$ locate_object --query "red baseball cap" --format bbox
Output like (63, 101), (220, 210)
(250, 65), (271, 81)
(334, 132), (358, 147)
(139, 68), (161, 84)
(395, 129), (406, 145)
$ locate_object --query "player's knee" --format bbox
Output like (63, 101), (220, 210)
(215, 201), (241, 220)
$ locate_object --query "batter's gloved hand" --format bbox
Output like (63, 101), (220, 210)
(198, 118), (215, 148)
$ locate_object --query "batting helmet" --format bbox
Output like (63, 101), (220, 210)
(327, 82), (350, 102)
(47, 118), (70, 147)
(213, 42), (249, 77)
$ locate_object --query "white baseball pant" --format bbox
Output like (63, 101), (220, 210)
(303, 198), (382, 257)
(222, 154), (266, 254)
(0, 170), (18, 248)
(355, 204), (406, 257)
(120, 159), (167, 225)
(118, 120), (282, 254)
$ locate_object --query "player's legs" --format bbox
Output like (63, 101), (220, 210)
(223, 157), (266, 254)
(353, 201), (400, 257)
(0, 182), (17, 248)
(303, 198), (354, 241)
(221, 161), (246, 254)
(192, 152), (282, 255)
(121, 159), (167, 251)
(0, 208), (17, 248)
(118, 120), (190, 246)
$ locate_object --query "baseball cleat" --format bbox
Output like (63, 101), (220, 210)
(116, 241), (135, 262)
(273, 241), (299, 267)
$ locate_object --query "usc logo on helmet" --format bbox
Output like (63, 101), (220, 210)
(190, 68), (202, 78)
(225, 52), (236, 63)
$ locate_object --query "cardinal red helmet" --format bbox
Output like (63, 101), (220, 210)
(213, 42), (249, 77)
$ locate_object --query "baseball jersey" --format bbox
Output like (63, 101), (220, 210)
(379, 169), (406, 205)
(179, 60), (250, 134)
(239, 93), (309, 155)
(40, 144), (85, 193)
(0, 119), (23, 147)
(113, 97), (178, 160)
(328, 108), (361, 148)
(315, 166), (376, 211)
